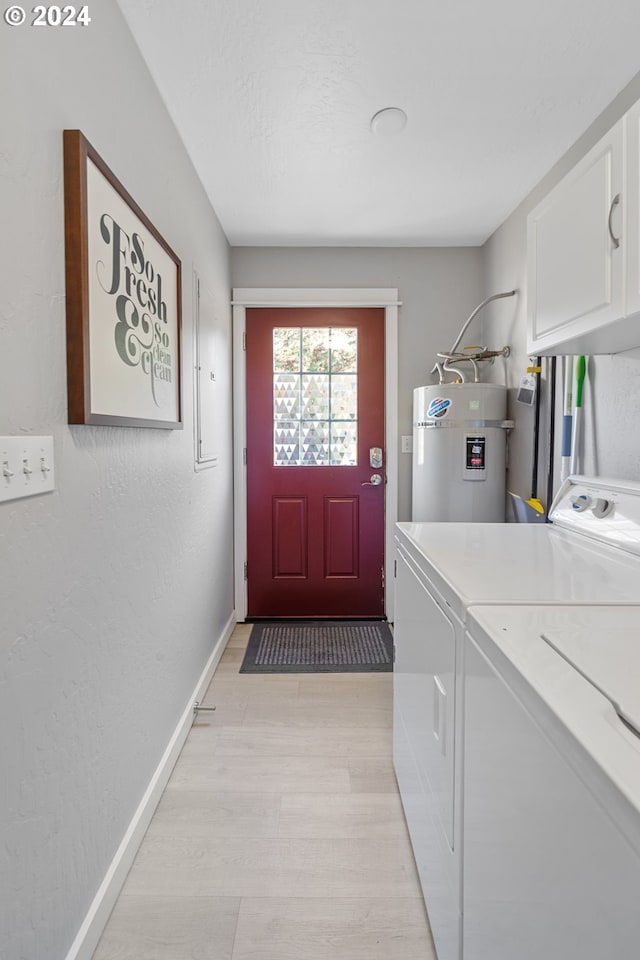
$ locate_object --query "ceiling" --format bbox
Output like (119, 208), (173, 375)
(116, 0), (640, 247)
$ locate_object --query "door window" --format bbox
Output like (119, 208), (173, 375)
(273, 327), (358, 466)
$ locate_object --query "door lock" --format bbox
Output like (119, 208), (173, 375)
(369, 447), (383, 468)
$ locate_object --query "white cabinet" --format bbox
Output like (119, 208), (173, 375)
(527, 119), (627, 355)
(626, 100), (640, 318)
(393, 538), (461, 960)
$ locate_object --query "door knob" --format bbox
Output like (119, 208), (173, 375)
(362, 473), (383, 486)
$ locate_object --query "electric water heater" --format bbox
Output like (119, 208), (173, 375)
(412, 383), (509, 522)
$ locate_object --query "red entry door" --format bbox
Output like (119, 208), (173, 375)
(246, 307), (385, 618)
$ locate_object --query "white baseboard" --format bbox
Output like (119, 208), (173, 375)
(64, 611), (237, 960)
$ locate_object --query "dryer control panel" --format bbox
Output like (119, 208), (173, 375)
(550, 476), (640, 557)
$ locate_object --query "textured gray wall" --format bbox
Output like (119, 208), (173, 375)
(0, 5), (234, 958)
(231, 246), (484, 519)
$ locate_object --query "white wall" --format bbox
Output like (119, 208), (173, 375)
(482, 70), (640, 504)
(231, 246), (484, 518)
(0, 5), (234, 959)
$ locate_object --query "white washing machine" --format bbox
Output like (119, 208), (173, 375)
(393, 477), (640, 960)
(464, 604), (640, 960)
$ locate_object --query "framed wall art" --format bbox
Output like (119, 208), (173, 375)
(63, 129), (182, 428)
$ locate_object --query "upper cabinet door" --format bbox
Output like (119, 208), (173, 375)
(527, 119), (625, 355)
(625, 101), (640, 320)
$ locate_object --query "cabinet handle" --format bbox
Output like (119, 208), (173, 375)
(608, 193), (621, 249)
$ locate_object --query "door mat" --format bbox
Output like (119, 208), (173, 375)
(239, 621), (393, 673)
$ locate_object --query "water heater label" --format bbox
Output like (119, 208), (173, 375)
(426, 397), (452, 419)
(466, 435), (486, 471)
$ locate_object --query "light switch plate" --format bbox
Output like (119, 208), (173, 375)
(0, 436), (55, 503)
(401, 435), (413, 454)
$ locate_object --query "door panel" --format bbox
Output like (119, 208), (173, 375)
(246, 307), (385, 618)
(324, 497), (359, 578)
(272, 497), (307, 578)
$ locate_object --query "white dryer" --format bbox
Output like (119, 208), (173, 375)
(464, 604), (640, 960)
(393, 477), (640, 960)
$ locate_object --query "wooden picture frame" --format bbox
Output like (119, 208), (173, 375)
(63, 130), (183, 428)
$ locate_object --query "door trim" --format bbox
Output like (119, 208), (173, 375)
(232, 288), (399, 622)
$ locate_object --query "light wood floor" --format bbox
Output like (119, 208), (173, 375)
(92, 624), (435, 960)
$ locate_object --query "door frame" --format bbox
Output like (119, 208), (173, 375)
(232, 287), (400, 622)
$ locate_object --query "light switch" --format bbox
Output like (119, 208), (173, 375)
(401, 435), (413, 454)
(0, 436), (55, 503)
